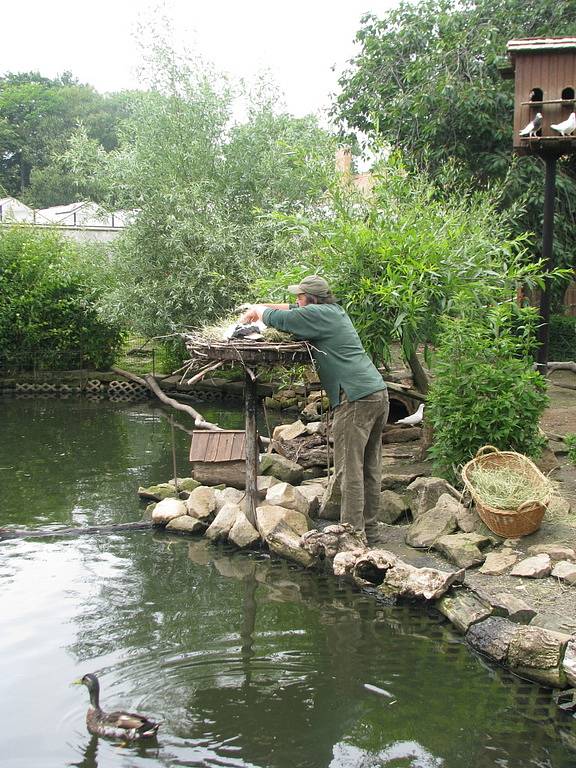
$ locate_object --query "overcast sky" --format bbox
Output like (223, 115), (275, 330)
(1, 0), (397, 120)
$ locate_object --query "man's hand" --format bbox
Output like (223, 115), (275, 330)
(240, 304), (265, 324)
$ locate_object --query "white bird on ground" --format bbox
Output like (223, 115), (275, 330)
(519, 112), (542, 137)
(394, 403), (425, 426)
(550, 112), (576, 137)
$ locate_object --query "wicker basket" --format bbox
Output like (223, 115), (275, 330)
(461, 445), (551, 537)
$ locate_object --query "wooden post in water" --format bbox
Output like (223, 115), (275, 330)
(244, 368), (259, 528)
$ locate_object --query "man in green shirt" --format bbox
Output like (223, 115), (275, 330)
(241, 275), (389, 546)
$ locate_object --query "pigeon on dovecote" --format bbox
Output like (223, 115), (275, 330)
(519, 112), (542, 137)
(550, 112), (576, 137)
(394, 403), (425, 426)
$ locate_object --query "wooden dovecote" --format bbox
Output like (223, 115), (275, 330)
(504, 37), (576, 155)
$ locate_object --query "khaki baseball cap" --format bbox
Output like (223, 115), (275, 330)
(287, 275), (331, 297)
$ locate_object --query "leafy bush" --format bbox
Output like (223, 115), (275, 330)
(566, 434), (576, 465)
(426, 313), (549, 483)
(549, 314), (576, 362)
(0, 226), (124, 371)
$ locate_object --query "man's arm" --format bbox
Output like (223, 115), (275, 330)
(241, 303), (289, 323)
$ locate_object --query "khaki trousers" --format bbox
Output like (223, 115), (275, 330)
(331, 389), (389, 535)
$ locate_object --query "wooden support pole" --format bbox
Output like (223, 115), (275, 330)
(536, 153), (558, 373)
(244, 369), (259, 528)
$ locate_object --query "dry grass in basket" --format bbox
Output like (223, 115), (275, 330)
(468, 465), (553, 510)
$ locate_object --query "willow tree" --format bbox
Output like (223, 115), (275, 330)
(64, 49), (336, 340)
(255, 158), (561, 391)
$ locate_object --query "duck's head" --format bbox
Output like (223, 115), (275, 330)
(73, 673), (101, 706)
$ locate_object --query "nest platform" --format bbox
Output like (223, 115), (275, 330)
(183, 333), (313, 366)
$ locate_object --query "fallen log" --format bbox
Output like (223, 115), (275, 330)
(0, 521), (153, 540)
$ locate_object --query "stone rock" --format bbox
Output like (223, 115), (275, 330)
(151, 497), (188, 526)
(175, 477), (201, 492)
(488, 592), (536, 623)
(205, 503), (241, 541)
(301, 466), (328, 482)
(548, 495), (572, 518)
(138, 482), (178, 501)
(256, 475), (280, 494)
(551, 560), (576, 584)
(381, 471), (423, 491)
(260, 453), (304, 485)
(305, 421), (326, 436)
(405, 506), (458, 549)
(527, 543), (576, 562)
(534, 447), (560, 474)
(296, 483), (325, 516)
(466, 617), (518, 662)
(214, 486), (246, 511)
(228, 512), (260, 548)
(382, 562), (465, 601)
(436, 589), (493, 633)
(456, 506), (478, 533)
(166, 515), (206, 534)
(266, 521), (316, 567)
(278, 419), (308, 441)
(378, 490), (410, 524)
(144, 502), (157, 519)
(186, 486), (217, 522)
(300, 523), (367, 560)
(478, 551), (519, 575)
(434, 532), (491, 569)
(405, 477), (461, 520)
(255, 504), (310, 540)
(510, 554), (552, 579)
(382, 425), (422, 443)
(563, 638), (576, 687)
(530, 612), (576, 635)
(302, 475), (330, 488)
(508, 625), (570, 688)
(265, 482), (310, 515)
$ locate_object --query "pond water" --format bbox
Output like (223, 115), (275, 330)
(1, 397), (575, 768)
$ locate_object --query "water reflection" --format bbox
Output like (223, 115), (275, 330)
(1, 399), (576, 768)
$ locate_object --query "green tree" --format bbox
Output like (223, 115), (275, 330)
(256, 157), (561, 390)
(0, 71), (131, 205)
(333, 0), (576, 273)
(66, 53), (336, 339)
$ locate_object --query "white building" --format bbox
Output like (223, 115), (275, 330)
(0, 197), (135, 242)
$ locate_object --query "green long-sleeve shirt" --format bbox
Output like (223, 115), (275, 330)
(262, 304), (385, 408)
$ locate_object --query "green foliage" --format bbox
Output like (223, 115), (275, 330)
(548, 314), (576, 361)
(256, 158), (559, 367)
(565, 434), (576, 464)
(0, 226), (124, 370)
(426, 314), (549, 483)
(0, 71), (132, 205)
(66, 49), (336, 337)
(333, 0), (576, 269)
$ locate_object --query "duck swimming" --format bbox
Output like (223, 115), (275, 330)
(74, 673), (160, 741)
